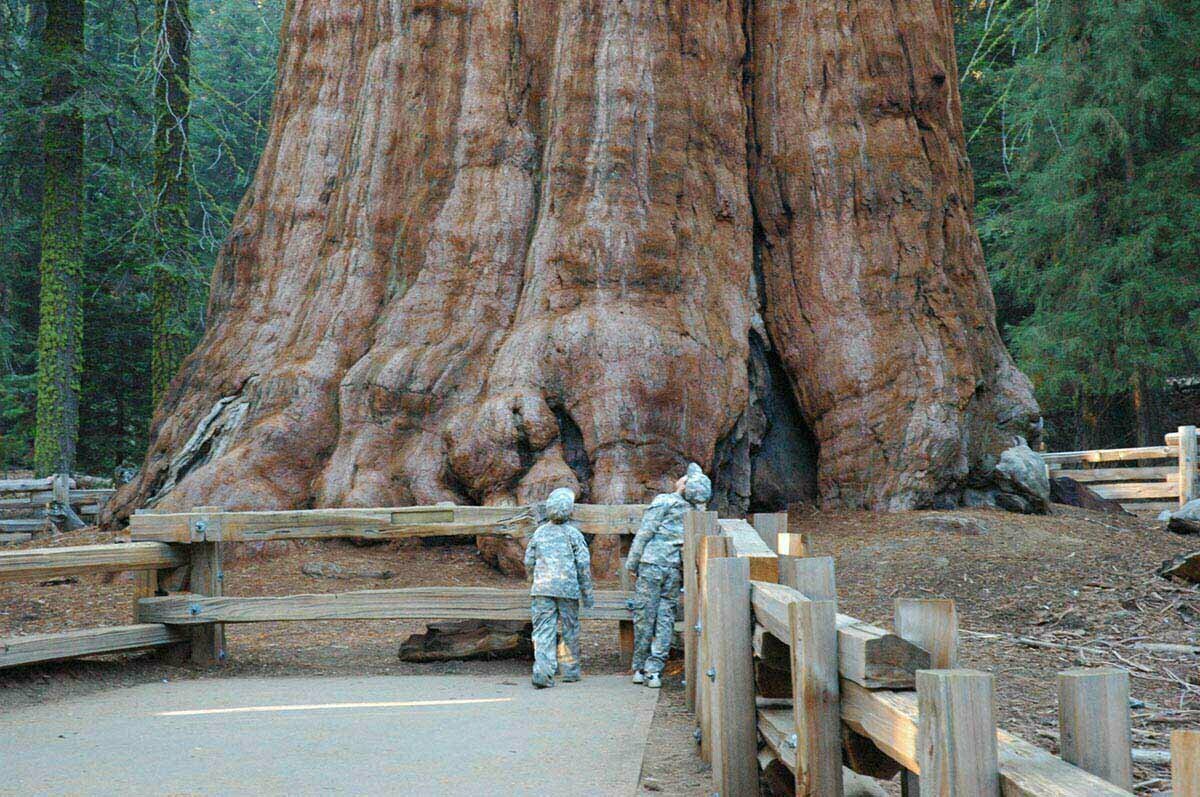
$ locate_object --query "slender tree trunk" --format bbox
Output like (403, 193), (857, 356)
(150, 0), (193, 407)
(1131, 370), (1154, 447)
(33, 0), (84, 477)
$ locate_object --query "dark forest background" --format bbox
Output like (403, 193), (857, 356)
(1, 0), (1198, 476)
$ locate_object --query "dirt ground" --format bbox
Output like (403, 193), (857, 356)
(2, 503), (1198, 794)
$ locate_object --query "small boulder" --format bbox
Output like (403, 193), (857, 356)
(994, 444), (1050, 513)
(1050, 477), (1132, 516)
(398, 619), (532, 662)
(1168, 499), (1200, 535)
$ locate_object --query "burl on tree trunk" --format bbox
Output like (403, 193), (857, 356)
(107, 0), (1039, 570)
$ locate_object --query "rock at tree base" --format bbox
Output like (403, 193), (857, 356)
(993, 444), (1051, 513)
(398, 620), (532, 663)
(1158, 551), (1200, 584)
(1167, 500), (1200, 534)
(1050, 477), (1132, 515)
(301, 561), (395, 580)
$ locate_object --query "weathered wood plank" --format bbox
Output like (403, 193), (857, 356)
(752, 581), (929, 689)
(128, 503), (645, 542)
(894, 598), (958, 669)
(791, 598), (843, 797)
(0, 476), (59, 492)
(780, 556), (837, 601)
(0, 624), (186, 668)
(0, 542), (186, 582)
(705, 557), (757, 797)
(1173, 730), (1200, 797)
(1180, 426), (1199, 505)
(777, 533), (808, 556)
(1040, 446), (1177, 465)
(839, 682), (1134, 796)
(751, 512), (787, 554)
(698, 532), (732, 762)
(138, 588), (635, 624)
(0, 519), (45, 533)
(1057, 668), (1132, 789)
(918, 669), (999, 796)
(1049, 466), (1176, 483)
(1089, 482), (1179, 500)
(684, 510), (719, 712)
(720, 518), (778, 582)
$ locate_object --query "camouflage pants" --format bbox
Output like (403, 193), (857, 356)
(531, 596), (581, 683)
(631, 562), (682, 675)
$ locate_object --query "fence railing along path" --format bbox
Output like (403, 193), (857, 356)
(685, 511), (1198, 796)
(1040, 424), (1198, 515)
(0, 473), (115, 541)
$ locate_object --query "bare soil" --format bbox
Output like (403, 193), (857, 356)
(3, 504), (1198, 794)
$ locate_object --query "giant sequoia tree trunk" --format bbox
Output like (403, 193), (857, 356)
(107, 0), (1040, 559)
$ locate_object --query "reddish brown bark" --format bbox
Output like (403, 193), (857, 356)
(108, 0), (1038, 552)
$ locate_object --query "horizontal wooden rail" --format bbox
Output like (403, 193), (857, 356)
(840, 682), (1132, 796)
(129, 503), (648, 543)
(0, 542), (186, 582)
(1089, 481), (1179, 500)
(1048, 465), (1177, 482)
(751, 580), (928, 689)
(138, 587), (635, 624)
(1041, 445), (1177, 465)
(0, 624), (185, 668)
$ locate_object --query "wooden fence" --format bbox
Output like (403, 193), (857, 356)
(1041, 424), (1198, 515)
(1, 502), (642, 669)
(0, 474), (115, 542)
(684, 511), (1198, 796)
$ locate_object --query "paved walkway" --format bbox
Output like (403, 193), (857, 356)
(0, 674), (660, 796)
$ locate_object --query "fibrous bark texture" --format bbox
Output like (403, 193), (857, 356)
(108, 0), (1039, 538)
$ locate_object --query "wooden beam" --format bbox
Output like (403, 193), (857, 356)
(752, 581), (929, 689)
(1040, 446), (1177, 465)
(780, 556), (837, 601)
(1057, 668), (1132, 789)
(751, 512), (788, 553)
(777, 532), (808, 557)
(1180, 426), (1198, 506)
(894, 598), (958, 669)
(705, 557), (757, 797)
(138, 588), (635, 624)
(684, 510), (719, 712)
(129, 503), (647, 543)
(0, 519), (46, 533)
(698, 532), (732, 762)
(839, 681), (1134, 796)
(1, 624), (186, 668)
(0, 476), (59, 492)
(1049, 466), (1175, 483)
(719, 518), (778, 582)
(791, 598), (843, 797)
(1088, 482), (1178, 500)
(1173, 730), (1200, 797)
(0, 542), (186, 582)
(917, 670), (999, 797)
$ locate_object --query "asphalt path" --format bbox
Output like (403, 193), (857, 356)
(0, 673), (660, 796)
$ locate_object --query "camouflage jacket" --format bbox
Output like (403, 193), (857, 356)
(524, 522), (594, 604)
(627, 492), (690, 570)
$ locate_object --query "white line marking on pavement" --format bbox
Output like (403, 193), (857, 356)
(156, 697), (513, 717)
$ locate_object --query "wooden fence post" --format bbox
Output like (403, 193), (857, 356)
(1173, 730), (1200, 797)
(684, 510), (719, 712)
(780, 555), (836, 601)
(705, 556), (756, 797)
(1179, 425), (1197, 506)
(698, 532), (731, 763)
(618, 534), (634, 668)
(189, 505), (225, 665)
(895, 599), (958, 669)
(791, 598), (843, 797)
(916, 669), (999, 797)
(896, 598), (958, 795)
(751, 512), (787, 554)
(1057, 668), (1132, 790)
(777, 532), (808, 557)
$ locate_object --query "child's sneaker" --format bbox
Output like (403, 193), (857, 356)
(532, 672), (555, 689)
(631, 670), (645, 684)
(645, 673), (662, 688)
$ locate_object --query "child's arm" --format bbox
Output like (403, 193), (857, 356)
(523, 529), (539, 576)
(627, 498), (665, 572)
(571, 528), (594, 608)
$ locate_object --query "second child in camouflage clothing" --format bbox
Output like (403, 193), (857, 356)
(626, 463), (712, 688)
(524, 487), (594, 688)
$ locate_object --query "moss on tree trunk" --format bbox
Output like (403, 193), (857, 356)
(33, 0), (84, 477)
(150, 0), (193, 407)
